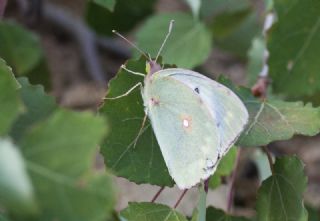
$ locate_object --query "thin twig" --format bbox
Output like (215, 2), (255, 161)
(43, 2), (106, 82)
(174, 189), (188, 209)
(0, 0), (8, 18)
(151, 186), (165, 203)
(263, 146), (274, 175)
(15, 0), (29, 17)
(96, 36), (130, 58)
(226, 148), (242, 213)
(24, 0), (42, 24)
(204, 178), (209, 193)
(14, 0), (130, 82)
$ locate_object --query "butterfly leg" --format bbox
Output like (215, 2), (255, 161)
(132, 110), (148, 149)
(104, 82), (142, 100)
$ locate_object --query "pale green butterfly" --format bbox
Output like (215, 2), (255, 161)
(110, 20), (249, 190)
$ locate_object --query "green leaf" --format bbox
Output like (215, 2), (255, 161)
(301, 209), (308, 221)
(0, 58), (22, 136)
(213, 12), (260, 57)
(200, 0), (251, 19)
(306, 206), (320, 221)
(190, 210), (199, 221)
(200, 0), (259, 57)
(0, 214), (10, 221)
(183, 0), (201, 18)
(24, 57), (51, 90)
(120, 202), (188, 221)
(0, 21), (43, 76)
(268, 0), (320, 99)
(211, 8), (252, 38)
(209, 146), (237, 189)
(0, 138), (36, 213)
(219, 77), (320, 147)
(217, 146), (237, 175)
(10, 78), (57, 141)
(86, 0), (156, 36)
(19, 110), (115, 221)
(100, 58), (173, 187)
(107, 212), (121, 221)
(135, 12), (212, 69)
(253, 149), (272, 181)
(247, 36), (265, 86)
(239, 99), (320, 147)
(256, 156), (308, 221)
(93, 0), (116, 11)
(20, 109), (108, 176)
(265, 0), (273, 11)
(208, 174), (221, 189)
(206, 207), (250, 221)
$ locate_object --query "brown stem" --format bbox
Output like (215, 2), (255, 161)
(204, 178), (209, 193)
(0, 0), (7, 18)
(251, 77), (269, 98)
(174, 189), (188, 209)
(226, 148), (242, 213)
(14, 0), (130, 82)
(151, 186), (165, 203)
(263, 146), (274, 175)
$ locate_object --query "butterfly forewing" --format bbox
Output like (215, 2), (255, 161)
(143, 73), (221, 189)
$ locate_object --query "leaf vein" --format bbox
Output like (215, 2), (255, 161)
(244, 102), (265, 135)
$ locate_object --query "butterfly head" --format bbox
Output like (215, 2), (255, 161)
(145, 19), (174, 76)
(146, 60), (162, 75)
(113, 20), (174, 76)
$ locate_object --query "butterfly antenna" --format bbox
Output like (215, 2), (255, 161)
(155, 20), (175, 63)
(112, 30), (151, 61)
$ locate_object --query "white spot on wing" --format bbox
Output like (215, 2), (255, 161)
(183, 119), (189, 127)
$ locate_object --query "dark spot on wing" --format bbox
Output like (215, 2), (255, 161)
(203, 158), (218, 172)
(194, 87), (200, 94)
(217, 122), (221, 128)
(150, 97), (159, 105)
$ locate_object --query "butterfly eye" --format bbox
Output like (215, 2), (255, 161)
(194, 87), (200, 94)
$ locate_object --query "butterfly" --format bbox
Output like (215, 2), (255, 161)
(109, 20), (249, 190)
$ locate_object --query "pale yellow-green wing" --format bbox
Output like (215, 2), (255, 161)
(161, 68), (249, 156)
(143, 71), (221, 189)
